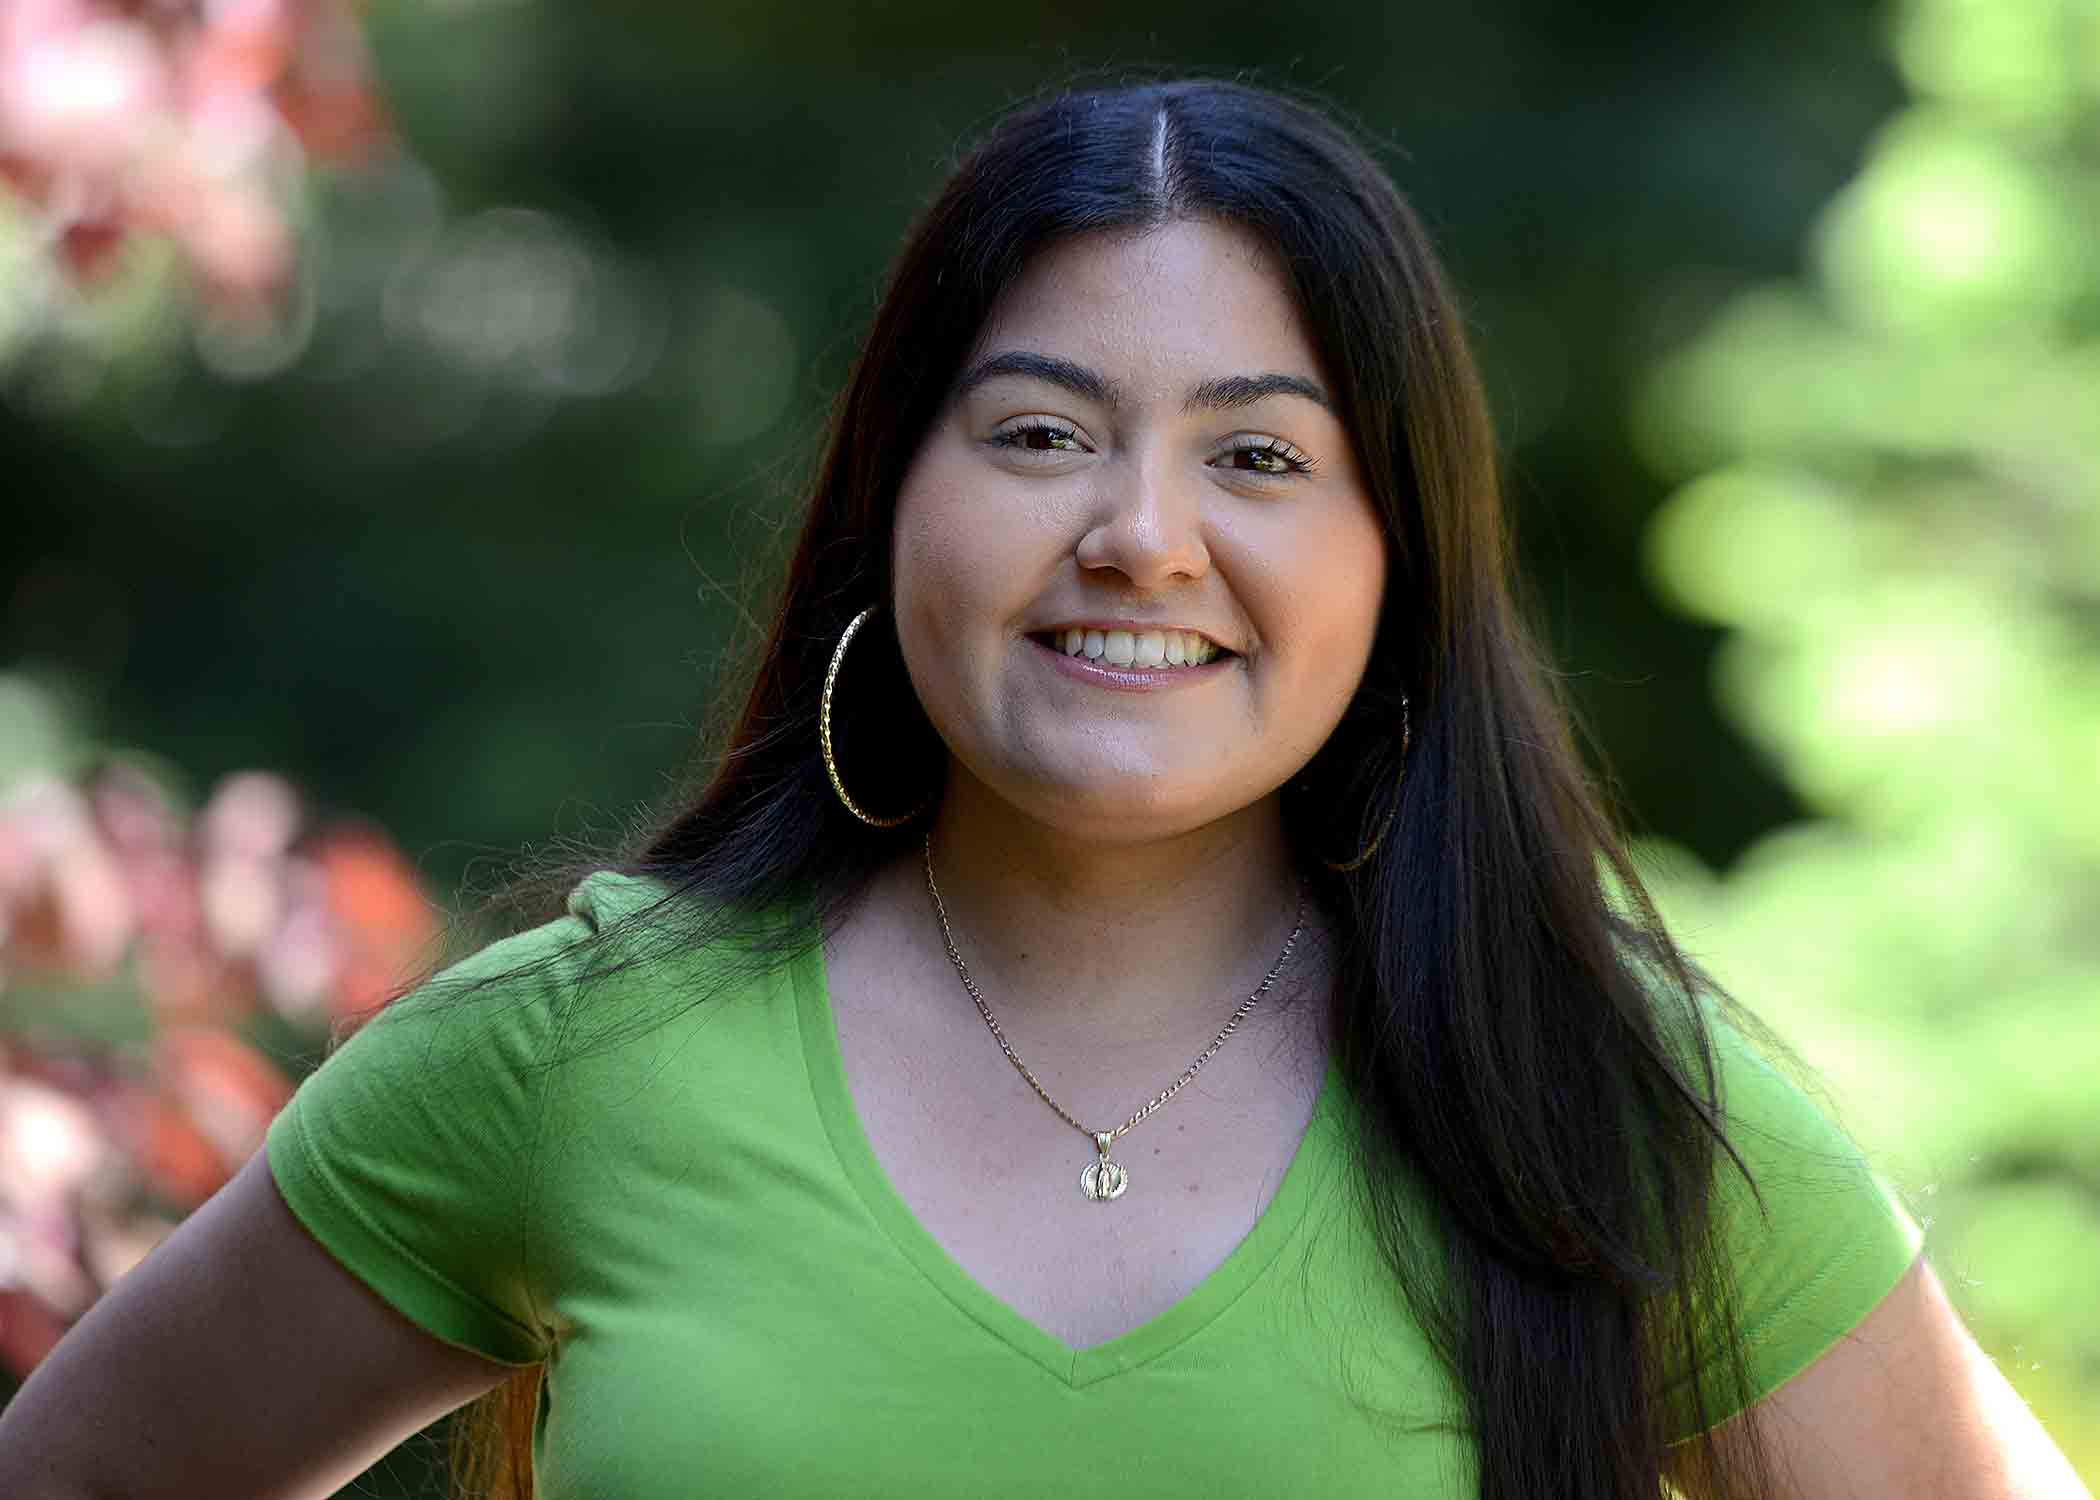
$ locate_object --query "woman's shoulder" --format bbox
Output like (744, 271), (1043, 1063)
(1621, 942), (1862, 1166)
(478, 866), (813, 982)
(1642, 974), (1910, 1239)
(335, 868), (814, 1077)
(1661, 985), (1925, 1441)
(1690, 996), (1877, 1184)
(562, 866), (677, 931)
(262, 867), (718, 1364)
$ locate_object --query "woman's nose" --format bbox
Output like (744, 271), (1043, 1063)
(1073, 454), (1211, 588)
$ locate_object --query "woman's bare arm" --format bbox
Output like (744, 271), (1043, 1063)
(0, 1148), (517, 1500)
(1669, 1256), (2091, 1499)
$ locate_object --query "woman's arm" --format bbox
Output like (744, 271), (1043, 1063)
(1668, 1257), (2091, 1499)
(0, 1149), (515, 1500)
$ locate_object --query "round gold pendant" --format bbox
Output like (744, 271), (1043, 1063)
(1080, 1158), (1128, 1201)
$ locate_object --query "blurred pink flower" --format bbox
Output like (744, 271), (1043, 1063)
(0, 1075), (107, 1325)
(198, 775), (300, 961)
(256, 853), (340, 1022)
(89, 766), (189, 940)
(199, 770), (300, 860)
(0, 754), (432, 1373)
(0, 1073), (105, 1206)
(0, 0), (387, 307)
(0, 7), (167, 183)
(199, 853), (281, 959)
(0, 776), (136, 976)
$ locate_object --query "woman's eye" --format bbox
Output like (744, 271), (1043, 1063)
(1217, 437), (1315, 477)
(990, 421), (1084, 455)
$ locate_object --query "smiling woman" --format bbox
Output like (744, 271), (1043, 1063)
(0, 76), (2086, 1500)
(892, 219), (1386, 835)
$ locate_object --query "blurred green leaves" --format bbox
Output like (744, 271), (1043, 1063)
(1635, 0), (2100, 1473)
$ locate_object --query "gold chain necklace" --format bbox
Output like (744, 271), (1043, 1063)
(921, 832), (1305, 1202)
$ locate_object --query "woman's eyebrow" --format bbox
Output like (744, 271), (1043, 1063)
(951, 351), (1121, 408)
(951, 349), (1332, 415)
(1184, 372), (1333, 415)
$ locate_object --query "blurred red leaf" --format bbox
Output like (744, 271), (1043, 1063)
(0, 150), (52, 203)
(156, 1025), (292, 1188)
(0, 1287), (69, 1382)
(316, 830), (437, 1023)
(118, 1083), (226, 1209)
(56, 215), (126, 279)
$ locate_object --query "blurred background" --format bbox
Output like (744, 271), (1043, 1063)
(1, 0), (2094, 1492)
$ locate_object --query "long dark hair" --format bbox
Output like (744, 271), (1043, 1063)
(447, 75), (1776, 1500)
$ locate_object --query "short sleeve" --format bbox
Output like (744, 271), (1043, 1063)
(1663, 1011), (1926, 1442)
(264, 871), (661, 1366)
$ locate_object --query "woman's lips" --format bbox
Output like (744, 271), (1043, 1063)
(1025, 633), (1233, 692)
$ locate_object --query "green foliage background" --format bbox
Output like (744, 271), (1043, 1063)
(2, 0), (2092, 1488)
(1636, 0), (2100, 1475)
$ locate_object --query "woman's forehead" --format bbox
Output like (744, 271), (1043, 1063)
(967, 220), (1323, 400)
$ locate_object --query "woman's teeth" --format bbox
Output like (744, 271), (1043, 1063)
(1052, 627), (1221, 668)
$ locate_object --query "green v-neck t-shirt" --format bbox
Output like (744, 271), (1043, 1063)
(265, 871), (1924, 1496)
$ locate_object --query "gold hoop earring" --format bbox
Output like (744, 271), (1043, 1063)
(821, 605), (931, 829)
(1321, 690), (1411, 874)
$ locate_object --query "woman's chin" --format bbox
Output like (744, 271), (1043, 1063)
(975, 767), (1277, 846)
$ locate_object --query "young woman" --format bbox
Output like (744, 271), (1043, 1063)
(0, 78), (2085, 1500)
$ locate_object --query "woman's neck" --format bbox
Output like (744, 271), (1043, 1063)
(888, 770), (1323, 1045)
